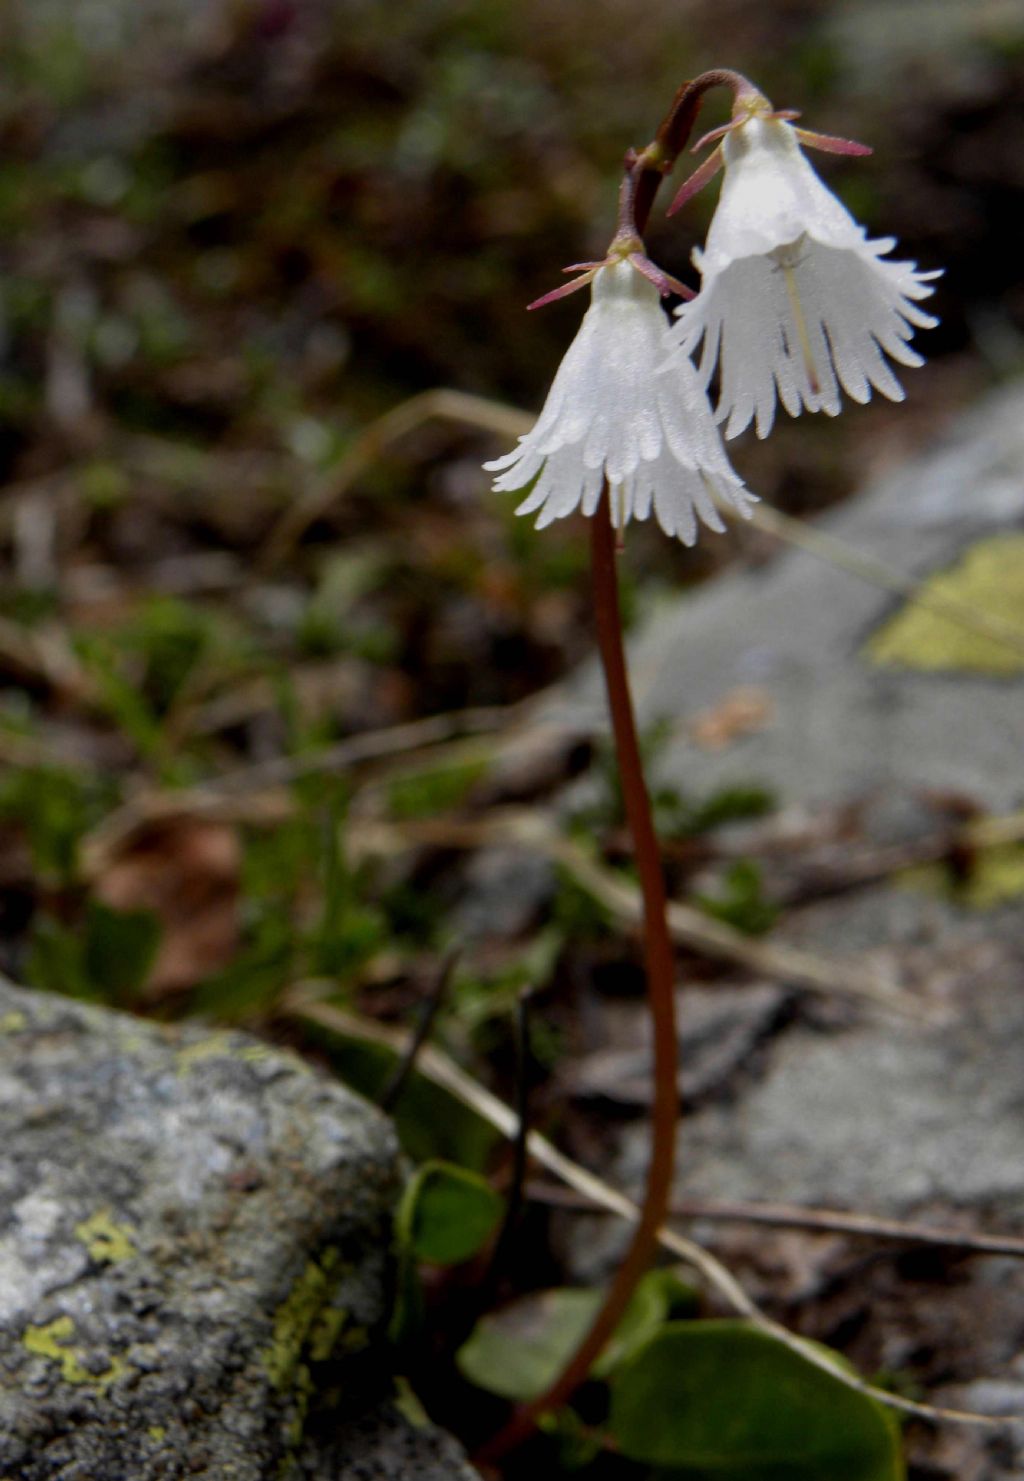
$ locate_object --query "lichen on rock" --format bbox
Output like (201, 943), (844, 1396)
(0, 977), (473, 1479)
(866, 533), (1024, 675)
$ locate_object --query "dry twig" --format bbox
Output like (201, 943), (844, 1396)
(255, 385), (1024, 665)
(79, 705), (521, 877)
(259, 390), (533, 567)
(527, 1181), (1024, 1259)
(347, 811), (933, 1019)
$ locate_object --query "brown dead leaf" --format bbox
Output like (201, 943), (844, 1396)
(94, 819), (241, 995)
(689, 686), (774, 751)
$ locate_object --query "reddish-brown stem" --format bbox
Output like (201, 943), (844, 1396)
(473, 498), (679, 1466)
(628, 67), (753, 237)
(475, 68), (753, 1471)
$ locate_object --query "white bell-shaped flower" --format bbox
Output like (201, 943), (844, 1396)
(484, 260), (755, 545)
(667, 115), (940, 439)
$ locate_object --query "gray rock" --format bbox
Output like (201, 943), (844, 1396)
(555, 380), (1024, 1216)
(671, 887), (1024, 1214)
(565, 982), (793, 1108)
(302, 1402), (482, 1480)
(557, 380), (1024, 814)
(583, 381), (1024, 1219)
(453, 845), (555, 941)
(0, 978), (474, 1480)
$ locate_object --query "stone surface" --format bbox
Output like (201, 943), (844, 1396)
(559, 381), (1024, 813)
(597, 380), (1024, 1217)
(301, 1402), (483, 1480)
(565, 982), (793, 1109)
(0, 978), (474, 1480)
(673, 886), (1024, 1214)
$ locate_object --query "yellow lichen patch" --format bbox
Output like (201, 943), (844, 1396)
(866, 534), (1024, 674)
(75, 1210), (137, 1264)
(239, 1044), (274, 1063)
(176, 1034), (279, 1075)
(262, 1247), (347, 1392)
(308, 1306), (350, 1362)
(284, 1362), (314, 1451)
(899, 842), (1024, 910)
(393, 1375), (430, 1429)
(23, 1316), (127, 1390)
(0, 1010), (27, 1033)
(175, 1033), (235, 1075)
(148, 1425), (167, 1443)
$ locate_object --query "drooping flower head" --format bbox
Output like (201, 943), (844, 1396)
(665, 89), (940, 439)
(484, 257), (756, 546)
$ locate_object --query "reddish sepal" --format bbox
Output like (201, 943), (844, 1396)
(795, 126), (872, 157)
(527, 271), (598, 311)
(627, 253), (695, 301)
(666, 144), (725, 217)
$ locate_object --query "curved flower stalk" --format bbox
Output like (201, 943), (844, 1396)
(485, 258), (756, 544)
(477, 65), (937, 1469)
(666, 95), (941, 439)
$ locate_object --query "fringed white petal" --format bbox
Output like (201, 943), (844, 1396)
(666, 116), (939, 439)
(484, 259), (753, 544)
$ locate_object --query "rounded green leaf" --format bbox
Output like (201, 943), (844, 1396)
(457, 1288), (602, 1401)
(397, 1160), (503, 1266)
(609, 1321), (904, 1481)
(456, 1269), (697, 1401)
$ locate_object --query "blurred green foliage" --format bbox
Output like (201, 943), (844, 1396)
(610, 1321), (904, 1478)
(29, 900), (160, 1006)
(573, 719), (775, 840)
(193, 792), (390, 1019)
(0, 765), (115, 885)
(695, 859), (779, 936)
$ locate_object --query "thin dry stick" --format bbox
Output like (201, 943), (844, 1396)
(80, 706), (1024, 923)
(346, 810), (931, 1019)
(78, 705), (518, 878)
(378, 949), (458, 1113)
(273, 383), (1024, 667)
(285, 993), (1005, 1430)
(82, 756), (931, 1019)
(260, 389), (533, 568)
(545, 827), (930, 1019)
(747, 501), (1024, 663)
(476, 501), (682, 1464)
(0, 614), (94, 706)
(528, 1182), (1024, 1259)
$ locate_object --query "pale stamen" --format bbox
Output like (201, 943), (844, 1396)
(610, 483), (626, 549)
(773, 238), (820, 397)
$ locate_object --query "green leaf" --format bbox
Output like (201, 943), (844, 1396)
(387, 759), (488, 821)
(592, 1267), (698, 1378)
(83, 901), (161, 1003)
(390, 1162), (502, 1344)
(609, 1321), (904, 1480)
(0, 764), (114, 885)
(694, 860), (779, 936)
(311, 1032), (501, 1170)
(27, 914), (93, 1000)
(456, 1270), (697, 1402)
(27, 902), (161, 1005)
(536, 1407), (603, 1470)
(388, 1242), (425, 1348)
(397, 1160), (504, 1266)
(457, 1288), (601, 1402)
